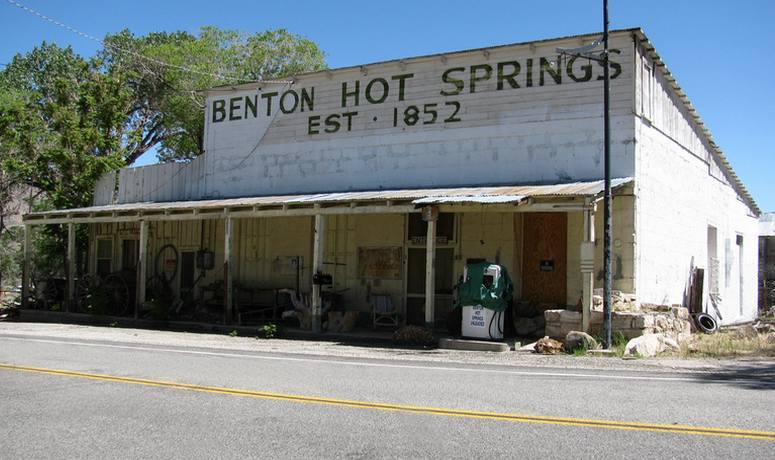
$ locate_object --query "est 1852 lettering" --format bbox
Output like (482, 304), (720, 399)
(393, 101), (461, 127)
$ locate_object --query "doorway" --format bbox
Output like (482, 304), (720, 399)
(521, 212), (567, 306)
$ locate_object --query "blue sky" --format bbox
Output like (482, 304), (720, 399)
(1, 0), (773, 212)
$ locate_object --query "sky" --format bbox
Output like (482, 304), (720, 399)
(1, 0), (773, 212)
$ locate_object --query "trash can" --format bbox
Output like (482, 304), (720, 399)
(455, 262), (513, 340)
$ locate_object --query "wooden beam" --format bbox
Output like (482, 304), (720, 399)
(424, 206), (438, 329)
(136, 220), (148, 319)
(23, 204), (419, 225)
(21, 225), (31, 309)
(311, 214), (326, 334)
(224, 216), (234, 324)
(67, 222), (76, 313)
(581, 207), (596, 333)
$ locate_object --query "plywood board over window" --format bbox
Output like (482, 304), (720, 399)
(358, 247), (402, 279)
(521, 213), (567, 307)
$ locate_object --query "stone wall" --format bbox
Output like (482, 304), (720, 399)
(544, 304), (691, 342)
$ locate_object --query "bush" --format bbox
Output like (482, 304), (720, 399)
(257, 323), (278, 339)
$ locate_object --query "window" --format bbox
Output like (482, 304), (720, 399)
(96, 239), (113, 277)
(641, 57), (653, 121)
(121, 239), (138, 271)
(407, 213), (455, 243)
(180, 251), (196, 291)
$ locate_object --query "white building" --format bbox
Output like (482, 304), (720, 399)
(23, 28), (760, 331)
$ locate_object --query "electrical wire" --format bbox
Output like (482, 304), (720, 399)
(138, 80), (294, 202)
(4, 0), (293, 85)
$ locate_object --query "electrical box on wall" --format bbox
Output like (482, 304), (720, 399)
(196, 250), (215, 270)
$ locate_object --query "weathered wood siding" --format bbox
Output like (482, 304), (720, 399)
(114, 31), (638, 203)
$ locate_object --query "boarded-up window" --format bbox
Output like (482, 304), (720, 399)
(96, 239), (113, 277)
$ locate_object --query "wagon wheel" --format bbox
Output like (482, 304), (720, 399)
(155, 244), (179, 284)
(35, 278), (58, 309)
(104, 273), (130, 316)
(76, 274), (101, 313)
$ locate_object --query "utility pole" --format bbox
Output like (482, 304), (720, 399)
(601, 0), (613, 349)
(557, 0), (614, 348)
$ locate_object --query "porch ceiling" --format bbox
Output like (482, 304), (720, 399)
(23, 178), (633, 225)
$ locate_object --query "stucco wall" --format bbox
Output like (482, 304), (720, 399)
(633, 46), (758, 324)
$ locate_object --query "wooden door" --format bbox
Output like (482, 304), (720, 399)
(522, 213), (567, 306)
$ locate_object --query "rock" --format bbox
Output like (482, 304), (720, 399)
(544, 310), (562, 322)
(624, 333), (677, 358)
(671, 306), (690, 320)
(631, 314), (655, 329)
(565, 331), (599, 351)
(733, 325), (759, 340)
(660, 336), (680, 352)
(514, 316), (538, 336)
(534, 336), (564, 354)
(559, 310), (582, 322)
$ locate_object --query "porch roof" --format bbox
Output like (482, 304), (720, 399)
(23, 178), (633, 225)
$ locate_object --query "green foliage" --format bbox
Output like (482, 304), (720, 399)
(0, 226), (22, 290)
(81, 281), (111, 316)
(101, 26), (326, 163)
(0, 30), (326, 281)
(257, 323), (278, 339)
(0, 45), (127, 210)
(228, 330), (238, 337)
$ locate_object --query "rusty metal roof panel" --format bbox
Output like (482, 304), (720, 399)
(24, 178), (633, 220)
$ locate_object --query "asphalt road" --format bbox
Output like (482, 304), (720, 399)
(0, 332), (773, 459)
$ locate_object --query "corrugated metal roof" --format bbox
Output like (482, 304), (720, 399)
(25, 178), (633, 220)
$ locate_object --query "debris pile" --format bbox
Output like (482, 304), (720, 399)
(534, 336), (564, 354)
(393, 325), (436, 347)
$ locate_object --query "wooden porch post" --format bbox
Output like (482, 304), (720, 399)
(21, 224), (31, 309)
(581, 205), (596, 333)
(66, 222), (76, 313)
(311, 213), (326, 333)
(135, 220), (148, 319)
(224, 215), (234, 324)
(423, 206), (438, 329)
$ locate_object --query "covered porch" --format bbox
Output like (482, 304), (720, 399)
(20, 179), (634, 336)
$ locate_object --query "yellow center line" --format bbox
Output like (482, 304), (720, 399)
(1, 362), (773, 441)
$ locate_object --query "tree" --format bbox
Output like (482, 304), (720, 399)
(0, 43), (129, 280)
(0, 28), (326, 282)
(0, 43), (128, 210)
(101, 27), (326, 163)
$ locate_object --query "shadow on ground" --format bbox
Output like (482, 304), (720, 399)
(691, 361), (775, 390)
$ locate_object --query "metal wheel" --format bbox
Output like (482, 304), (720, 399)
(155, 244), (179, 284)
(35, 278), (59, 309)
(104, 273), (130, 316)
(76, 274), (101, 313)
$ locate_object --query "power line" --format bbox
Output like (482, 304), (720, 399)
(139, 80), (294, 202)
(4, 0), (293, 85)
